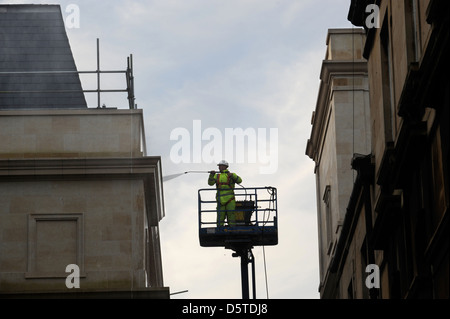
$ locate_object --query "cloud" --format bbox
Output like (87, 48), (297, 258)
(1, 0), (356, 299)
(130, 2), (329, 298)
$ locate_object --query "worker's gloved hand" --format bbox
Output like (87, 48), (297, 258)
(208, 170), (216, 174)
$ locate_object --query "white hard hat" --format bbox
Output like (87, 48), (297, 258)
(217, 160), (229, 167)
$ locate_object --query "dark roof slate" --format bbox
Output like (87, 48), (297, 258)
(0, 4), (87, 109)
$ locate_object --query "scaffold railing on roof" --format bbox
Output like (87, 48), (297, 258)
(0, 39), (135, 109)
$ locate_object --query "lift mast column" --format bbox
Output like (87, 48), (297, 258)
(232, 247), (256, 299)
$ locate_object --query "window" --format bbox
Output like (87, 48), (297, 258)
(323, 185), (333, 255)
(380, 15), (396, 142)
(410, 0), (422, 61)
(360, 239), (370, 299)
(430, 127), (446, 229)
(347, 278), (355, 299)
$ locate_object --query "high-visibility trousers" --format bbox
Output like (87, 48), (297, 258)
(217, 199), (236, 226)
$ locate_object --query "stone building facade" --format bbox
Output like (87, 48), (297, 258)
(344, 0), (449, 299)
(308, 0), (449, 299)
(306, 28), (371, 298)
(0, 4), (168, 298)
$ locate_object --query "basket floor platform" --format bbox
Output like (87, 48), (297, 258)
(199, 225), (278, 248)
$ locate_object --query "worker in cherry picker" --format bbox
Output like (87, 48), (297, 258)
(208, 160), (242, 227)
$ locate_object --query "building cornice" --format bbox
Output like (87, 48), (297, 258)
(0, 157), (165, 224)
(0, 108), (143, 117)
(320, 60), (367, 83)
(306, 60), (367, 160)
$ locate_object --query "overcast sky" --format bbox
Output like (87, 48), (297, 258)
(2, 0), (356, 299)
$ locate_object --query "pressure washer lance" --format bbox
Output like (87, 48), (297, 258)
(185, 171), (218, 174)
(184, 170), (247, 193)
(162, 170), (218, 182)
(163, 170), (246, 194)
(162, 170), (246, 197)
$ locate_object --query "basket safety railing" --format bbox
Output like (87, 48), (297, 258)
(198, 186), (277, 229)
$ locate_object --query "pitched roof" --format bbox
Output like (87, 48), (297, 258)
(0, 4), (87, 109)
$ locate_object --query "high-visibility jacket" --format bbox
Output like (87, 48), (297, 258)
(208, 170), (242, 205)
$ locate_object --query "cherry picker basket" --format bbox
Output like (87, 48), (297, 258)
(198, 186), (278, 248)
